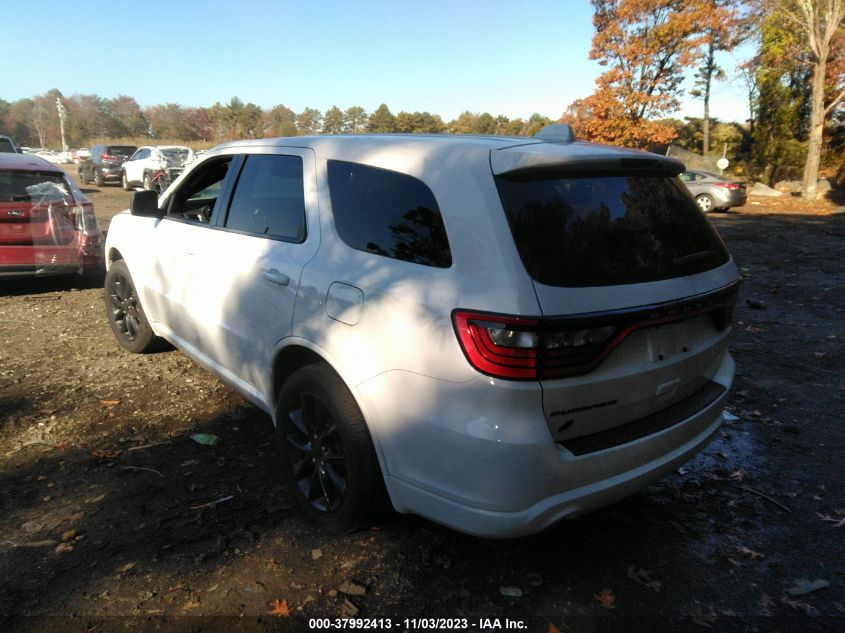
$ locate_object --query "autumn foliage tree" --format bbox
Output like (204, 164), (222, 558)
(577, 0), (710, 148)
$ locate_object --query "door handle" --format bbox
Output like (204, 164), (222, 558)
(261, 268), (290, 286)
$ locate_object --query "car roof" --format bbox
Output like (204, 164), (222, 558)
(0, 152), (64, 172)
(207, 134), (684, 175)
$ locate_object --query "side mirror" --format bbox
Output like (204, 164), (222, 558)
(130, 190), (162, 218)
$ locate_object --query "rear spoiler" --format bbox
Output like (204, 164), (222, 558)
(492, 132), (686, 178)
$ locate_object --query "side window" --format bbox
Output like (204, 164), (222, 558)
(327, 160), (452, 268)
(168, 157), (232, 223)
(224, 154), (305, 242)
(679, 172), (692, 182)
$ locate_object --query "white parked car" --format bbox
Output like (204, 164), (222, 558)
(120, 145), (195, 191)
(103, 127), (740, 537)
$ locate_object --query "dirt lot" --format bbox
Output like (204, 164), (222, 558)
(0, 172), (844, 632)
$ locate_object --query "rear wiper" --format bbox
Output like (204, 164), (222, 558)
(11, 194), (31, 201)
(674, 251), (714, 267)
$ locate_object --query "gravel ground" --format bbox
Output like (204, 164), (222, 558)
(0, 172), (843, 632)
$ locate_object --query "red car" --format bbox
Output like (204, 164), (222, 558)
(0, 153), (102, 278)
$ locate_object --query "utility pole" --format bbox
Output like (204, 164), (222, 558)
(56, 98), (68, 152)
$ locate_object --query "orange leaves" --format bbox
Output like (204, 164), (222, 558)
(90, 449), (122, 460)
(100, 399), (121, 407)
(269, 598), (291, 617)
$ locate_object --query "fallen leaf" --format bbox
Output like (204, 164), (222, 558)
(737, 546), (764, 560)
(338, 581), (367, 596)
(55, 542), (73, 555)
(61, 529), (76, 542)
(626, 567), (661, 592)
(729, 469), (746, 481)
(594, 588), (616, 609)
(183, 600), (200, 610)
(117, 562), (136, 574)
(548, 624), (563, 633)
(91, 449), (122, 460)
(311, 548), (323, 560)
(268, 598), (290, 617)
(340, 599), (359, 616)
(100, 399), (121, 407)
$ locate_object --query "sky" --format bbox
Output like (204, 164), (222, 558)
(2, 0), (753, 124)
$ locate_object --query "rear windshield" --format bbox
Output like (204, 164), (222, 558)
(160, 148), (191, 166)
(0, 171), (72, 204)
(495, 173), (730, 287)
(106, 146), (136, 157)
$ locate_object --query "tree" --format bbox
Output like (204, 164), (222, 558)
(581, 0), (710, 147)
(107, 96), (148, 137)
(344, 106), (368, 133)
(322, 106), (345, 134)
(775, 0), (845, 198)
(693, 0), (750, 154)
(367, 103), (396, 132)
(264, 104), (297, 137)
(296, 108), (322, 135)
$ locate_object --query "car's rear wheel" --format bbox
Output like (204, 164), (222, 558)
(696, 193), (714, 213)
(104, 260), (160, 353)
(94, 170), (104, 187)
(276, 363), (388, 533)
(121, 172), (130, 191)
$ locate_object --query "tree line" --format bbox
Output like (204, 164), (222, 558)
(0, 93), (554, 150)
(1, 0), (842, 198)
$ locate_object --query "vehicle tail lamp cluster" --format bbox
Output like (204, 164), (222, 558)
(453, 287), (738, 380)
(102, 153), (118, 161)
(714, 182), (744, 191)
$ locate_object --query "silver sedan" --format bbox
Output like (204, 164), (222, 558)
(680, 170), (748, 213)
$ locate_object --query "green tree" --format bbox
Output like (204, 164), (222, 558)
(367, 103), (397, 132)
(264, 104), (297, 136)
(344, 106), (368, 133)
(322, 106), (345, 134)
(296, 108), (322, 135)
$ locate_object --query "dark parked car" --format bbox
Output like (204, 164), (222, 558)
(680, 170), (747, 213)
(0, 135), (20, 153)
(79, 144), (137, 186)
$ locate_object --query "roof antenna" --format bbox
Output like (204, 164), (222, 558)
(533, 124), (576, 144)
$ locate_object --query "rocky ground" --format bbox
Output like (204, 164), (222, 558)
(0, 173), (843, 632)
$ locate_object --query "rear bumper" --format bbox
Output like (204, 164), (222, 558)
(0, 244), (101, 278)
(357, 351), (734, 538)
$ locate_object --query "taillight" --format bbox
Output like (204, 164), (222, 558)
(71, 203), (99, 233)
(453, 285), (739, 381)
(102, 153), (117, 161)
(715, 182), (742, 191)
(452, 311), (619, 380)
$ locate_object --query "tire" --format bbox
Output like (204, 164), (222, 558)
(104, 260), (160, 353)
(143, 172), (153, 191)
(94, 169), (104, 187)
(696, 193), (714, 213)
(121, 172), (130, 191)
(276, 363), (389, 533)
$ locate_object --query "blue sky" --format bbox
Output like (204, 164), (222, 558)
(2, 0), (751, 122)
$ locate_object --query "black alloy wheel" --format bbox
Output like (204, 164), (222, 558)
(284, 391), (348, 512)
(103, 260), (159, 353)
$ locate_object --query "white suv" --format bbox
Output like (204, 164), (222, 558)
(103, 127), (740, 537)
(121, 145), (195, 191)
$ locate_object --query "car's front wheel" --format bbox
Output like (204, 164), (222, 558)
(121, 172), (130, 191)
(104, 260), (161, 353)
(696, 193), (714, 213)
(276, 363), (388, 533)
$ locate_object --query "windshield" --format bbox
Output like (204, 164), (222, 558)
(495, 172), (730, 287)
(107, 146), (136, 157)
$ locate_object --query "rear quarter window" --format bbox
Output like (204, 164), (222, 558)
(327, 160), (451, 268)
(495, 173), (730, 287)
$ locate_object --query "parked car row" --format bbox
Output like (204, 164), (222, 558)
(103, 126), (740, 537)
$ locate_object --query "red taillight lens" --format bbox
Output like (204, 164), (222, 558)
(453, 311), (619, 380)
(102, 153), (117, 161)
(715, 182), (742, 191)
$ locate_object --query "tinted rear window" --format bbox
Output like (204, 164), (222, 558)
(327, 160), (451, 268)
(106, 145), (136, 157)
(0, 171), (71, 203)
(0, 138), (15, 153)
(495, 173), (730, 287)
